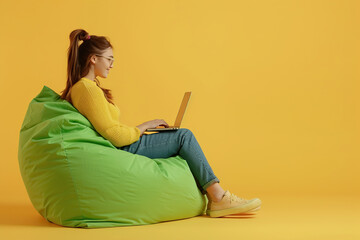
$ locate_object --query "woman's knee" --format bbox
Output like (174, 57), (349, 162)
(176, 128), (194, 141)
(178, 128), (193, 137)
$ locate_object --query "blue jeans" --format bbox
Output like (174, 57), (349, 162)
(119, 128), (220, 194)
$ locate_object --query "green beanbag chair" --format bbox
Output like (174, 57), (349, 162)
(18, 85), (208, 228)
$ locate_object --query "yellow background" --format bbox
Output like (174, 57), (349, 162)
(0, 0), (359, 239)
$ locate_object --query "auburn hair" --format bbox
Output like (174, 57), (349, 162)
(60, 29), (115, 105)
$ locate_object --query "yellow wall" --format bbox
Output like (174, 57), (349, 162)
(1, 0), (359, 204)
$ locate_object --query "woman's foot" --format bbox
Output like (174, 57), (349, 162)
(206, 190), (262, 218)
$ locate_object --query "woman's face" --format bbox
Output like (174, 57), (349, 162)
(93, 47), (114, 78)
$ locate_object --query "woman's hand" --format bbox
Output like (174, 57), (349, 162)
(136, 119), (169, 136)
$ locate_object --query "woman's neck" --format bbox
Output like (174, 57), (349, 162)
(83, 72), (95, 81)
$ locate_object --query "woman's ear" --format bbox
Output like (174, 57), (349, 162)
(89, 55), (97, 64)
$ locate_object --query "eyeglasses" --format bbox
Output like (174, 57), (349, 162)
(95, 54), (114, 65)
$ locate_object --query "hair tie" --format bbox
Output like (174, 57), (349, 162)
(86, 35), (91, 40)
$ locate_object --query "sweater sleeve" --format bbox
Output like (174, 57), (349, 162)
(70, 82), (141, 147)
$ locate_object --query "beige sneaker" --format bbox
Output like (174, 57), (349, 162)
(206, 190), (262, 218)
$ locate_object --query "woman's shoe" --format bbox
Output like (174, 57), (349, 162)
(206, 190), (262, 218)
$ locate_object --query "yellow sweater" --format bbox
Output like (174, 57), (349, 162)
(70, 77), (141, 147)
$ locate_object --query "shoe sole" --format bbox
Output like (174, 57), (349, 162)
(246, 205), (261, 212)
(206, 198), (261, 218)
(228, 206), (261, 215)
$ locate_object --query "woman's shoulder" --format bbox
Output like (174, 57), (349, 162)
(72, 78), (99, 91)
(71, 77), (103, 100)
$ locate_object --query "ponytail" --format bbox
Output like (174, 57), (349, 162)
(60, 29), (115, 105)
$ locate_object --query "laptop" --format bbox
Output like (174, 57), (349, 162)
(145, 92), (192, 132)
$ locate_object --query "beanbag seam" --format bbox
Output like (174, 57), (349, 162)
(59, 123), (85, 225)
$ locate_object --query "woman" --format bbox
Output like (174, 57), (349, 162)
(60, 29), (261, 218)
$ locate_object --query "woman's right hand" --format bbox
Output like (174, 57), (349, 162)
(136, 119), (169, 136)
